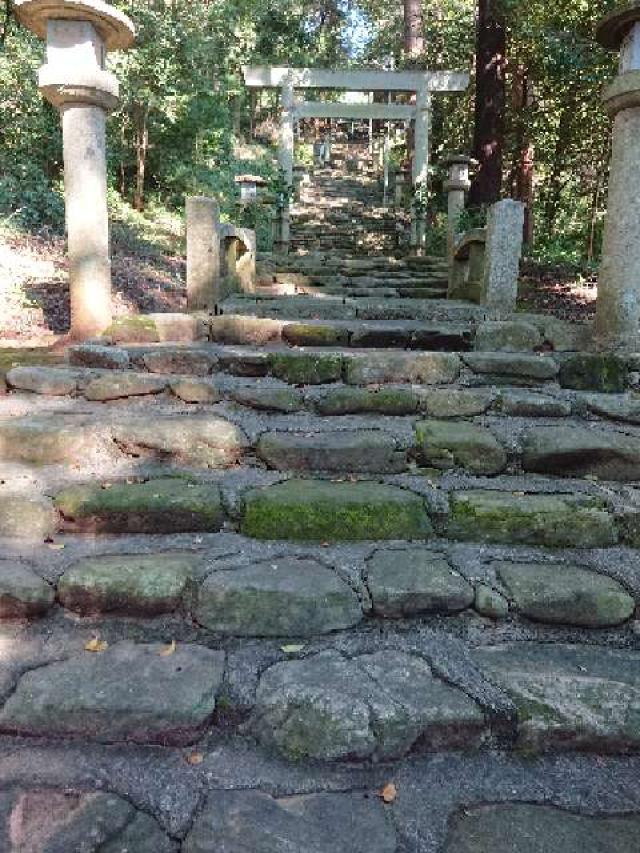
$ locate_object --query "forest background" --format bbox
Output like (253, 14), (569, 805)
(0, 0), (623, 336)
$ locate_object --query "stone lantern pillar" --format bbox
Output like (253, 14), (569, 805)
(15, 0), (134, 339)
(444, 155), (473, 258)
(595, 4), (640, 350)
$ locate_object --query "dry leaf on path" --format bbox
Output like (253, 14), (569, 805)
(380, 783), (397, 804)
(85, 637), (108, 653)
(160, 639), (176, 656)
(185, 752), (204, 765)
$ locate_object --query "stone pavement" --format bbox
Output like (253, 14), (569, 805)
(1, 237), (640, 848)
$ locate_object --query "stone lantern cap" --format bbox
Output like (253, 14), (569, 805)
(597, 2), (640, 50)
(444, 154), (478, 167)
(234, 175), (268, 186)
(14, 0), (134, 50)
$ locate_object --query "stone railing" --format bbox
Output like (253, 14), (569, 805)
(186, 196), (256, 312)
(447, 199), (525, 317)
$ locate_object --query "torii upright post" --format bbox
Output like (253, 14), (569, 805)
(15, 0), (134, 339)
(276, 75), (295, 254)
(412, 86), (431, 253)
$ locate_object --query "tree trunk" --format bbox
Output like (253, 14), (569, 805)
(511, 66), (535, 245)
(404, 0), (424, 58)
(469, 0), (506, 207)
(133, 106), (149, 212)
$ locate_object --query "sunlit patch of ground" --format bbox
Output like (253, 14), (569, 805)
(518, 263), (598, 323)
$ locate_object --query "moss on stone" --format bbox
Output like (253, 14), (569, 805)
(268, 352), (343, 385)
(55, 479), (225, 534)
(315, 386), (419, 415)
(105, 315), (159, 343)
(447, 490), (617, 548)
(242, 479), (432, 542)
(283, 323), (350, 347)
(559, 353), (628, 393)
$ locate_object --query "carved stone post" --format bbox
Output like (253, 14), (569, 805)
(186, 196), (220, 311)
(15, 0), (134, 339)
(276, 75), (295, 253)
(595, 5), (640, 350)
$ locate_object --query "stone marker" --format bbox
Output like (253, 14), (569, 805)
(15, 0), (135, 338)
(186, 196), (221, 310)
(595, 5), (640, 350)
(480, 199), (525, 317)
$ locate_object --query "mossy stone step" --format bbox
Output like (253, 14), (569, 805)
(522, 425), (640, 481)
(242, 479), (432, 542)
(250, 649), (484, 762)
(0, 641), (225, 745)
(195, 556), (362, 636)
(257, 430), (406, 473)
(415, 420), (507, 475)
(473, 643), (640, 752)
(55, 479), (225, 534)
(447, 490), (616, 548)
(58, 553), (197, 615)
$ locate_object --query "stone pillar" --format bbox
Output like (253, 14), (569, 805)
(480, 199), (525, 317)
(444, 155), (473, 258)
(595, 8), (640, 350)
(186, 196), (220, 311)
(277, 76), (294, 253)
(412, 86), (431, 253)
(15, 1), (134, 339)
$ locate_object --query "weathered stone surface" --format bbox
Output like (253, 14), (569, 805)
(473, 643), (640, 752)
(418, 388), (494, 418)
(366, 548), (473, 616)
(231, 385), (304, 412)
(349, 324), (411, 348)
(83, 372), (168, 401)
(447, 491), (616, 548)
(315, 386), (419, 415)
(169, 377), (223, 404)
(0, 417), (103, 465)
(283, 322), (350, 347)
(251, 649), (484, 762)
(0, 494), (56, 541)
(142, 347), (217, 376)
(209, 315), (282, 345)
(218, 349), (270, 377)
(463, 353), (558, 381)
(58, 553), (195, 615)
(499, 391), (571, 418)
(495, 561), (635, 627)
(242, 480), (432, 541)
(415, 420), (507, 475)
(184, 790), (396, 853)
(475, 320), (542, 352)
(257, 430), (406, 473)
(268, 352), (343, 385)
(586, 393), (640, 424)
(559, 353), (628, 392)
(0, 562), (54, 618)
(106, 314), (205, 343)
(480, 199), (525, 316)
(195, 557), (362, 636)
(522, 425), (640, 481)
(68, 343), (130, 369)
(0, 641), (225, 745)
(346, 352), (460, 385)
(474, 584), (509, 619)
(111, 415), (247, 467)
(55, 480), (225, 534)
(0, 789), (175, 853)
(444, 804), (640, 853)
(6, 366), (80, 396)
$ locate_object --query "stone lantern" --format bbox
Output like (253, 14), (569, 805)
(15, 0), (134, 339)
(235, 174), (267, 203)
(444, 155), (474, 258)
(595, 3), (640, 350)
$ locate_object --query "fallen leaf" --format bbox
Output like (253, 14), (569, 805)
(85, 637), (108, 653)
(102, 482), (113, 490)
(320, 541), (330, 548)
(281, 644), (305, 654)
(47, 542), (65, 550)
(160, 639), (176, 656)
(512, 491), (526, 497)
(380, 782), (397, 804)
(185, 751), (204, 765)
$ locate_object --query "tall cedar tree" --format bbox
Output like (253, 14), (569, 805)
(404, 0), (425, 57)
(469, 0), (506, 206)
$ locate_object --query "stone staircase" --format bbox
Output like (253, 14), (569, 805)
(288, 144), (408, 257)
(1, 278), (640, 847)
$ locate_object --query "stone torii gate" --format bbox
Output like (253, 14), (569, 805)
(242, 66), (469, 252)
